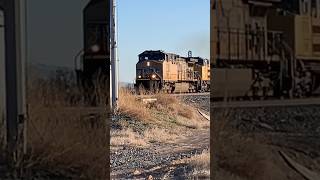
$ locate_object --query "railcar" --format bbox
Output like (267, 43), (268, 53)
(211, 0), (320, 99)
(135, 50), (210, 93)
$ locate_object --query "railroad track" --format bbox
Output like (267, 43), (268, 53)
(136, 93), (320, 108)
(212, 97), (320, 108)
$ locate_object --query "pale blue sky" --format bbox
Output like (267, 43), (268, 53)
(118, 0), (210, 82)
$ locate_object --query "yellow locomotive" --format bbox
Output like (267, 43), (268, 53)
(135, 50), (210, 93)
(211, 0), (320, 99)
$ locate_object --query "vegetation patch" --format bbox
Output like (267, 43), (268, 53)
(24, 74), (108, 179)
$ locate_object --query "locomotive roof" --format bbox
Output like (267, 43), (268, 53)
(139, 50), (178, 56)
(243, 0), (282, 5)
(139, 50), (209, 64)
(184, 56), (209, 65)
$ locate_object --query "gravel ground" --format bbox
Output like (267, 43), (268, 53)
(213, 105), (320, 134)
(179, 95), (210, 112)
(111, 145), (206, 179)
(212, 104), (320, 179)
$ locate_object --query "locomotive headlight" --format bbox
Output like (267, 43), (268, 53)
(91, 44), (100, 52)
(138, 75), (142, 79)
(151, 74), (156, 79)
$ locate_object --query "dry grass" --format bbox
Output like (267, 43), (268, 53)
(177, 107), (194, 119)
(118, 88), (207, 130)
(143, 127), (178, 143)
(154, 93), (178, 107)
(175, 116), (204, 129)
(188, 149), (210, 169)
(24, 75), (108, 179)
(187, 150), (210, 178)
(118, 88), (152, 121)
(110, 129), (147, 147)
(110, 127), (179, 147)
(212, 110), (269, 180)
(153, 93), (194, 119)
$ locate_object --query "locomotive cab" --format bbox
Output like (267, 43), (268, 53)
(135, 52), (164, 93)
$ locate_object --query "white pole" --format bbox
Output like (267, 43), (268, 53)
(110, 0), (118, 110)
(16, 0), (27, 155)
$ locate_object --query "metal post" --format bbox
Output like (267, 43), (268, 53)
(15, 0), (27, 157)
(3, 0), (27, 173)
(110, 0), (118, 110)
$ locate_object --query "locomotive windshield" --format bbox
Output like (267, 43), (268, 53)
(139, 51), (165, 62)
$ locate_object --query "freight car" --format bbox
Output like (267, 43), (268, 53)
(211, 0), (320, 99)
(135, 50), (210, 93)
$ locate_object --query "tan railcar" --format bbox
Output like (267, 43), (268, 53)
(211, 0), (320, 98)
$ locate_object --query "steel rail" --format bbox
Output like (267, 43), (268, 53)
(212, 97), (320, 108)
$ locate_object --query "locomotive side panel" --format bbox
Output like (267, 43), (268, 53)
(211, 0), (287, 99)
(211, 0), (320, 99)
(311, 17), (320, 57)
(213, 0), (273, 64)
(202, 65), (211, 81)
(295, 15), (312, 58)
(212, 68), (252, 98)
(194, 63), (210, 81)
(162, 60), (178, 81)
(177, 60), (188, 81)
(214, 0), (245, 62)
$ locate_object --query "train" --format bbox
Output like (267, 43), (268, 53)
(135, 50), (210, 93)
(74, 0), (110, 105)
(211, 0), (320, 99)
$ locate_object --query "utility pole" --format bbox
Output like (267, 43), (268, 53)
(2, 0), (27, 175)
(110, 0), (119, 110)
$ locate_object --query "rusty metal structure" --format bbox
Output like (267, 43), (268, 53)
(211, 0), (320, 99)
(135, 50), (210, 93)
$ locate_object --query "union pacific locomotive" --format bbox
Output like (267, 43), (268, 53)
(212, 0), (320, 99)
(135, 50), (210, 93)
